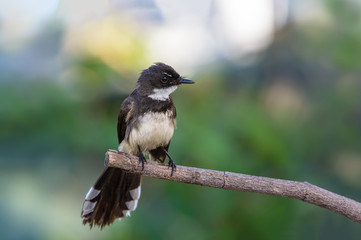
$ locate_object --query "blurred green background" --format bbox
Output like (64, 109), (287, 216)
(1, 0), (361, 239)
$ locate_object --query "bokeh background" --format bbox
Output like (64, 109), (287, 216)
(1, 0), (361, 239)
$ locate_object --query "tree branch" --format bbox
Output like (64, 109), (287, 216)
(105, 150), (361, 224)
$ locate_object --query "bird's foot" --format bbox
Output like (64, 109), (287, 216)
(168, 158), (177, 176)
(138, 152), (147, 170)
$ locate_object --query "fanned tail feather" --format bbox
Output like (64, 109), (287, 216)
(81, 167), (141, 228)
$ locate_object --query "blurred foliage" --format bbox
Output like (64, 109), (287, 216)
(1, 0), (361, 239)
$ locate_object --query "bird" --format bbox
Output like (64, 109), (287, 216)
(81, 62), (195, 228)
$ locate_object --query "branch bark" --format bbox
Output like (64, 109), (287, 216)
(105, 150), (361, 224)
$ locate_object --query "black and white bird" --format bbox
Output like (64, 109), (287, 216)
(81, 62), (194, 228)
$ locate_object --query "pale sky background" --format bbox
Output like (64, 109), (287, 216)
(0, 0), (325, 72)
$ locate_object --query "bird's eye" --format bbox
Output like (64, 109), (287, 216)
(161, 76), (168, 83)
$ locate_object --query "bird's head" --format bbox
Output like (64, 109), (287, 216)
(137, 62), (194, 100)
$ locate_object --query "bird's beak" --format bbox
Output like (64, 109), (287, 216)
(178, 78), (195, 84)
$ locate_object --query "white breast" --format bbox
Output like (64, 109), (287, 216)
(119, 110), (175, 154)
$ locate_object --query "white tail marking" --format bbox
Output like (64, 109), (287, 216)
(123, 210), (131, 217)
(82, 201), (97, 216)
(85, 187), (100, 201)
(129, 185), (141, 200)
(126, 199), (138, 211)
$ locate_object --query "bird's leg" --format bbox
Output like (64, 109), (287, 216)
(138, 146), (147, 170)
(162, 147), (176, 176)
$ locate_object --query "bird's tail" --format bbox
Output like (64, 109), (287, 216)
(81, 167), (141, 228)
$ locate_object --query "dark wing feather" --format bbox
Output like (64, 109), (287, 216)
(117, 96), (134, 144)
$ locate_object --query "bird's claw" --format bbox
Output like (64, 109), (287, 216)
(138, 153), (147, 170)
(168, 158), (176, 176)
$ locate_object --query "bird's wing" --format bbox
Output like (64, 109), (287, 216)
(117, 95), (134, 144)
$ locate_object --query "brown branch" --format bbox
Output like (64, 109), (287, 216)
(105, 150), (361, 224)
